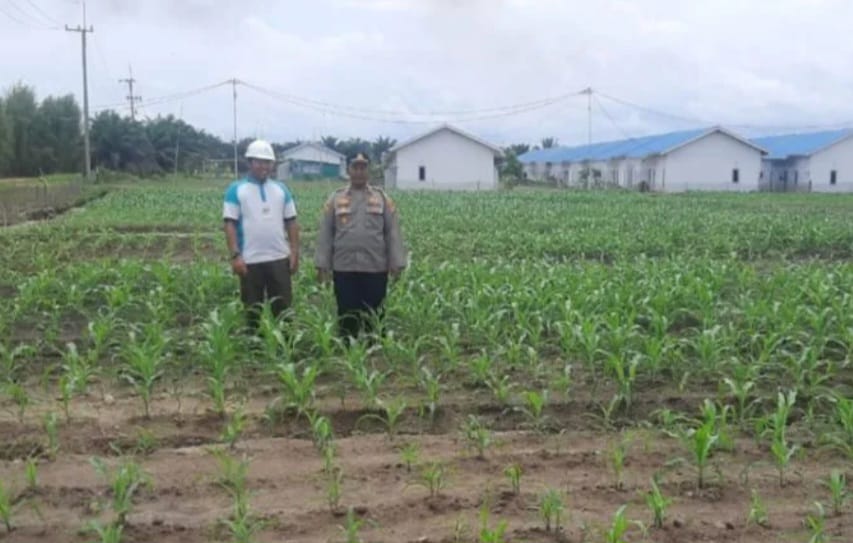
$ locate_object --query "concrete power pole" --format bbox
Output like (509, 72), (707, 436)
(580, 87), (593, 185)
(119, 65), (142, 121)
(65, 3), (94, 181)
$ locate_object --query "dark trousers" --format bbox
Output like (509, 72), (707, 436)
(333, 271), (388, 340)
(239, 258), (292, 331)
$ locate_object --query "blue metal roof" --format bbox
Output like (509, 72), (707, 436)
(751, 129), (853, 160)
(518, 128), (718, 164)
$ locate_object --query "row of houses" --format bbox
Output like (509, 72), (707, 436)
(274, 123), (853, 193)
(520, 127), (853, 193)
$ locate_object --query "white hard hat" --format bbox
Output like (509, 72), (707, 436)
(245, 139), (276, 161)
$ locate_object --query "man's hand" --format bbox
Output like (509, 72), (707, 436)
(290, 251), (300, 274)
(316, 267), (331, 284)
(389, 267), (403, 281)
(231, 256), (248, 277)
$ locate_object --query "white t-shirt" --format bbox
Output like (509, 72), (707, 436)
(223, 177), (297, 264)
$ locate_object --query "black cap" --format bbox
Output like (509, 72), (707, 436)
(349, 152), (370, 165)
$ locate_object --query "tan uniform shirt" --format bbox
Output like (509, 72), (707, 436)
(314, 185), (407, 273)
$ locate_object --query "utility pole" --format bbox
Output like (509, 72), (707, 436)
(119, 65), (142, 120)
(174, 103), (183, 176)
(232, 78), (238, 178)
(65, 1), (93, 181)
(580, 87), (593, 186)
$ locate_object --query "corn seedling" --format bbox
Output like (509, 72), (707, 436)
(538, 488), (564, 532)
(25, 457), (38, 492)
(804, 502), (827, 543)
(671, 412), (719, 489)
(121, 331), (167, 419)
(645, 477), (672, 529)
(90, 457), (151, 526)
(5, 382), (29, 423)
(222, 490), (265, 543)
(603, 504), (637, 543)
(486, 374), (513, 407)
(0, 479), (17, 532)
(821, 470), (849, 516)
(309, 413), (335, 453)
(608, 434), (631, 490)
(766, 391), (798, 487)
(275, 362), (319, 421)
(326, 466), (344, 513)
(200, 307), (240, 417)
(462, 415), (493, 459)
(518, 389), (549, 432)
(209, 448), (249, 497)
(340, 507), (367, 543)
(399, 442), (419, 473)
(43, 411), (59, 460)
(503, 463), (522, 495)
(322, 442), (338, 477)
(746, 489), (769, 528)
(478, 502), (508, 543)
(221, 406), (247, 450)
(85, 520), (124, 543)
(417, 366), (442, 423)
(356, 396), (407, 440)
(417, 462), (447, 499)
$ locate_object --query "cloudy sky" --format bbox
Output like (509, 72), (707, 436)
(2, 0), (853, 147)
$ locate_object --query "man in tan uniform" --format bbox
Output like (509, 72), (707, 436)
(314, 152), (406, 340)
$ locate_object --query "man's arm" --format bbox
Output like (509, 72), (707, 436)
(224, 219), (247, 276)
(314, 195), (335, 282)
(285, 218), (300, 273)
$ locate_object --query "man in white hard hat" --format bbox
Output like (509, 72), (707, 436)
(223, 139), (300, 331)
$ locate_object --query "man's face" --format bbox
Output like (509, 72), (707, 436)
(349, 161), (369, 186)
(249, 159), (273, 180)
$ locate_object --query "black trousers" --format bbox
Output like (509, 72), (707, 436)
(239, 258), (292, 331)
(333, 271), (388, 340)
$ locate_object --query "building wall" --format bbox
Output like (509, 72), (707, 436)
(280, 145), (345, 177)
(658, 132), (762, 192)
(808, 136), (853, 193)
(391, 129), (499, 190)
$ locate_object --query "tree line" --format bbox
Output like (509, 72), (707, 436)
(0, 82), (557, 180)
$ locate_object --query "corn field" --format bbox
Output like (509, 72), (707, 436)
(0, 180), (851, 543)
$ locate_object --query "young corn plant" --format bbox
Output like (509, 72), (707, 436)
(339, 507), (367, 543)
(121, 330), (167, 420)
(461, 415), (493, 459)
(43, 411), (60, 460)
(200, 306), (240, 418)
(608, 434), (631, 490)
(672, 413), (719, 489)
(417, 462), (447, 499)
(5, 382), (29, 424)
(25, 458), (38, 492)
(821, 470), (850, 516)
(538, 488), (565, 532)
(58, 342), (96, 421)
(804, 502), (827, 543)
(746, 489), (769, 528)
(398, 442), (420, 473)
(275, 363), (319, 421)
(504, 463), (522, 495)
(518, 390), (549, 432)
(0, 479), (18, 533)
(85, 520), (124, 543)
(90, 457), (152, 527)
(221, 406), (247, 450)
(645, 477), (673, 529)
(603, 504), (639, 543)
(417, 366), (442, 424)
(356, 396), (407, 440)
(222, 490), (265, 543)
(309, 413), (335, 453)
(478, 503), (508, 543)
(767, 391), (798, 487)
(326, 466), (344, 513)
(209, 448), (250, 496)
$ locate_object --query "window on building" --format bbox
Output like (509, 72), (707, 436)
(732, 169), (739, 183)
(419, 166), (426, 181)
(794, 170), (798, 183)
(830, 170), (837, 185)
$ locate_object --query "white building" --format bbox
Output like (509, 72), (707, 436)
(383, 124), (503, 190)
(752, 129), (853, 193)
(276, 142), (345, 181)
(520, 127), (767, 192)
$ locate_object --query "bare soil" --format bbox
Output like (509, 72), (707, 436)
(0, 387), (849, 543)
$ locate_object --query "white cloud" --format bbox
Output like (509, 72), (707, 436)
(2, 0), (852, 146)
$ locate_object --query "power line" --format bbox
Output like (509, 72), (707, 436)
(596, 91), (711, 126)
(22, 0), (60, 25)
(6, 0), (58, 28)
(594, 94), (635, 141)
(241, 80), (584, 124)
(93, 80), (232, 111)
